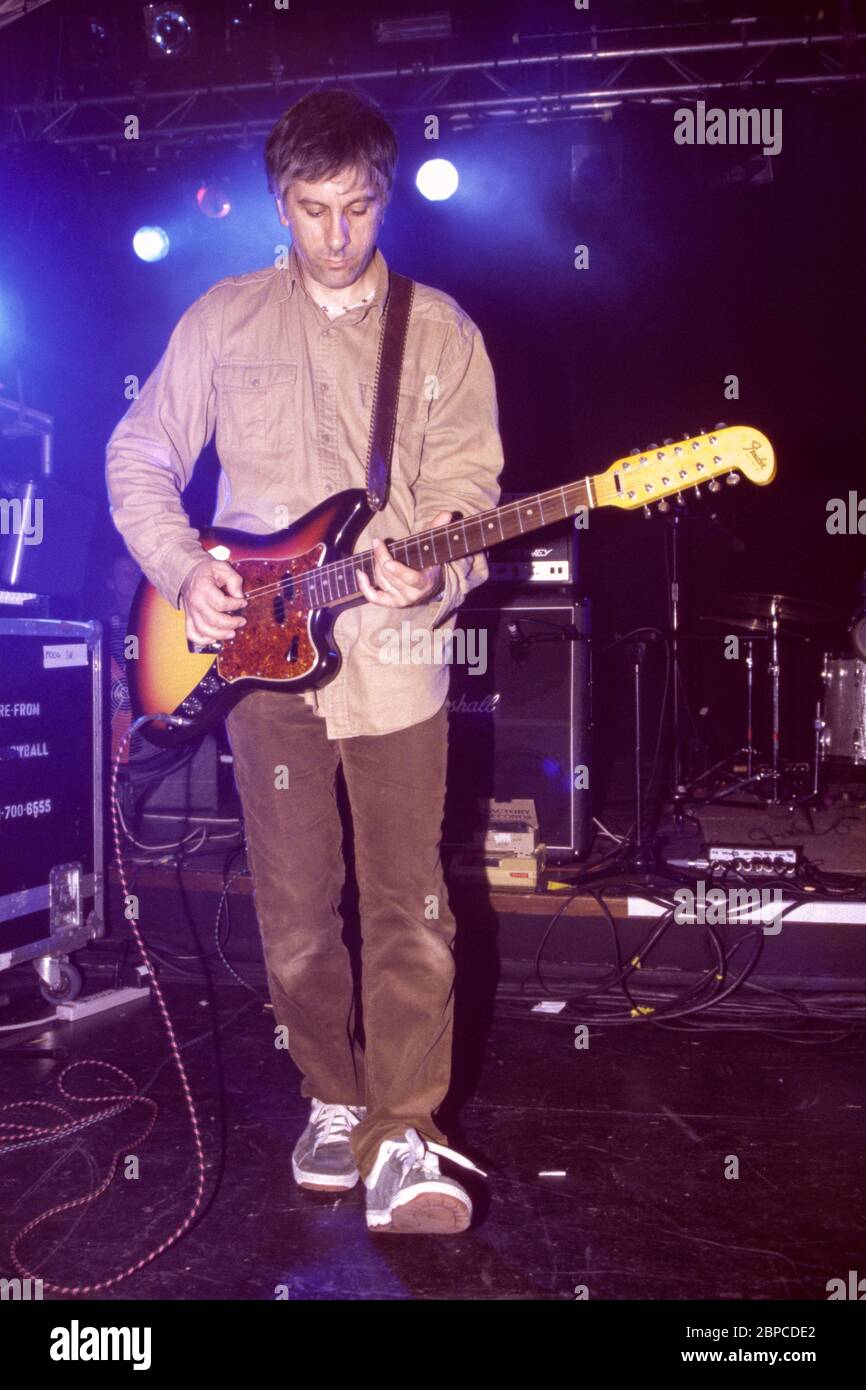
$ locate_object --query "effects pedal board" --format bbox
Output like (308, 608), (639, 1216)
(706, 843), (802, 877)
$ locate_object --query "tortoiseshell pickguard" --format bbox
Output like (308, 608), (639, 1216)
(215, 545), (324, 683)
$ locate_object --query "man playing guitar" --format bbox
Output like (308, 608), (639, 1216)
(106, 89), (504, 1234)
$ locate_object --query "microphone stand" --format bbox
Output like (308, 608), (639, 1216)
(667, 506), (688, 833)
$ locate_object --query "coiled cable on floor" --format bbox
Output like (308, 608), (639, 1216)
(2, 714), (212, 1296)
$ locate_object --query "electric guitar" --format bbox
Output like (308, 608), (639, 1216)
(126, 426), (775, 747)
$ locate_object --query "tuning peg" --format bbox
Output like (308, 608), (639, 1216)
(708, 478), (722, 493)
(648, 442), (658, 450)
(726, 471), (741, 486)
(715, 421), (728, 429)
(676, 492), (687, 508)
(643, 504), (652, 519)
(662, 437), (674, 446)
(658, 499), (670, 512)
(693, 485), (702, 499)
(629, 447), (640, 455)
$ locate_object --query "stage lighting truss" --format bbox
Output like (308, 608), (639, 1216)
(2, 15), (864, 154)
(0, 0), (53, 34)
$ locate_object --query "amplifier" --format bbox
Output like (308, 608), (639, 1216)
(137, 732), (220, 815)
(443, 591), (592, 860)
(0, 618), (105, 996)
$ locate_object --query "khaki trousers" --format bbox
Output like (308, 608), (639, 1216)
(225, 691), (456, 1180)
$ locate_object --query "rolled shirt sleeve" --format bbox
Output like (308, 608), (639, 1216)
(105, 294), (218, 608)
(412, 315), (504, 630)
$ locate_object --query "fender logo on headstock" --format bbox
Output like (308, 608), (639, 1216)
(744, 440), (769, 470)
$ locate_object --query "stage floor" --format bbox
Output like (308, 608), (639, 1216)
(2, 774), (865, 1300)
(1, 969), (863, 1300)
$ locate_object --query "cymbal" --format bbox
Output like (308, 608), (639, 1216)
(700, 616), (772, 635)
(700, 614), (809, 640)
(716, 592), (847, 628)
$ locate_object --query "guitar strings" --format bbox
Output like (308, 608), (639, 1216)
(237, 478), (599, 607)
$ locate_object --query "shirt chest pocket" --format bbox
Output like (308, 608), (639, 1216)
(358, 379), (427, 472)
(214, 361), (297, 454)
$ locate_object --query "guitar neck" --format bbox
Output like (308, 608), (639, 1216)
(310, 478), (596, 611)
(379, 476), (599, 573)
(306, 473), (618, 612)
(304, 424), (775, 610)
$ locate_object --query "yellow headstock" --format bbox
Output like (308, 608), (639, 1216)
(595, 427), (775, 510)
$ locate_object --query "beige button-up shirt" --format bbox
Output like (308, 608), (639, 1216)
(105, 246), (504, 738)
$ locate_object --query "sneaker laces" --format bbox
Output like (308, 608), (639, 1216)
(397, 1127), (487, 1180)
(310, 1101), (363, 1151)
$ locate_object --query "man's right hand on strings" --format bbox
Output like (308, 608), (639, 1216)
(180, 557), (248, 647)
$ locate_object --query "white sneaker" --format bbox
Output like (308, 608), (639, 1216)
(292, 1099), (366, 1192)
(364, 1127), (486, 1234)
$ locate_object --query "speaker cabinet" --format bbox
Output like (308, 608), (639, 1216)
(444, 592), (592, 860)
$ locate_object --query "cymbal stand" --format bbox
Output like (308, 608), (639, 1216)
(768, 596), (782, 803)
(629, 636), (659, 869)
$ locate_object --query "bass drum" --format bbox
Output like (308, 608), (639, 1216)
(821, 654), (866, 764)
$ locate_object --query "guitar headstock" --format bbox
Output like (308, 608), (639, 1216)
(597, 426), (775, 511)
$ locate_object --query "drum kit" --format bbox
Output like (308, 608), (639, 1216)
(682, 590), (866, 811)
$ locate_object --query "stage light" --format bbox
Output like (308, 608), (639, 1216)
(133, 227), (170, 262)
(196, 183), (232, 219)
(415, 159), (459, 202)
(144, 4), (195, 60)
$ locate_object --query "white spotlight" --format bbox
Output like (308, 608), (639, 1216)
(415, 159), (459, 201)
(133, 226), (170, 262)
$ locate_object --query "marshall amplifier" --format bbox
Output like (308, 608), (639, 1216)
(443, 592), (592, 861)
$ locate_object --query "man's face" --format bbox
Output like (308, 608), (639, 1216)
(276, 165), (387, 291)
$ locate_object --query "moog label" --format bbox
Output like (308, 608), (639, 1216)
(42, 644), (88, 669)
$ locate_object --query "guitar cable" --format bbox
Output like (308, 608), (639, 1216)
(2, 712), (220, 1296)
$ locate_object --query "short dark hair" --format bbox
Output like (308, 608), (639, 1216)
(264, 89), (398, 203)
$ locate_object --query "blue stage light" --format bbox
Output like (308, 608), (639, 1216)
(133, 226), (170, 262)
(415, 159), (459, 201)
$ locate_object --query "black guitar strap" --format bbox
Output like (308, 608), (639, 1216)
(364, 269), (416, 513)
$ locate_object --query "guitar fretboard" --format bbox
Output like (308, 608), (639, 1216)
(295, 477), (596, 611)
